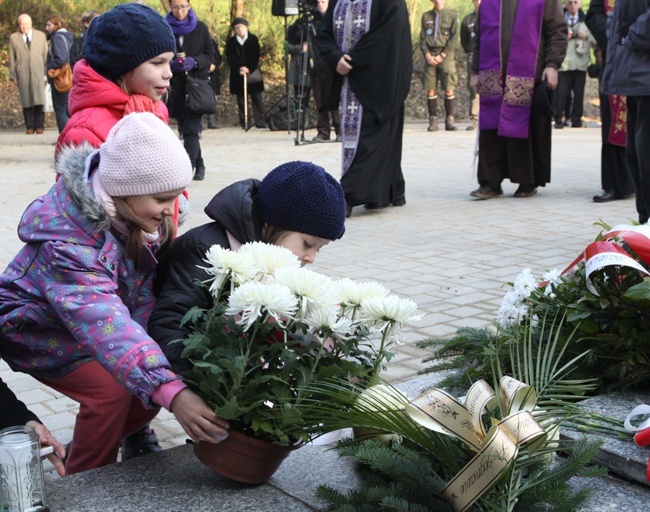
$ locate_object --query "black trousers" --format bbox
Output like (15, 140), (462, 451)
(311, 72), (340, 137)
(556, 70), (586, 125)
(23, 105), (44, 131)
(626, 96), (650, 224)
(599, 93), (634, 196)
(177, 107), (204, 169)
(51, 87), (69, 133)
(236, 92), (265, 128)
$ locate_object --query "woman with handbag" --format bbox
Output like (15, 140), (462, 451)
(166, 0), (216, 181)
(226, 18), (266, 129)
(45, 14), (73, 133)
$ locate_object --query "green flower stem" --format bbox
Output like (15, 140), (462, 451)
(371, 326), (391, 377)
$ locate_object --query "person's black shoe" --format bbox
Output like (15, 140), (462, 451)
(554, 121), (564, 129)
(121, 427), (163, 461)
(470, 185), (503, 199)
(364, 203), (388, 210)
(345, 202), (353, 218)
(392, 198), (406, 207)
(513, 185), (538, 198)
(571, 121), (587, 128)
(193, 166), (205, 181)
(593, 190), (634, 202)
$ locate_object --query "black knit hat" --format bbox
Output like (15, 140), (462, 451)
(231, 17), (249, 29)
(83, 4), (176, 80)
(256, 161), (346, 240)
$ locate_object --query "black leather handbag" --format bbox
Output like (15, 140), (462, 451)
(247, 68), (263, 84)
(185, 76), (217, 115)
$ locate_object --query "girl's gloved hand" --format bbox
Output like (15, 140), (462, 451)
(171, 57), (197, 73)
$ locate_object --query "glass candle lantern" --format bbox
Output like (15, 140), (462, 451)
(0, 425), (49, 512)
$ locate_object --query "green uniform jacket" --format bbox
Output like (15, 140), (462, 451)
(419, 8), (459, 57)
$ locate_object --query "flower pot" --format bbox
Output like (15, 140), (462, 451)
(193, 430), (301, 484)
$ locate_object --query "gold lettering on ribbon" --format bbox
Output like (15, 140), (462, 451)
(405, 378), (547, 512)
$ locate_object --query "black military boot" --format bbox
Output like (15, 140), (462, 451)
(427, 96), (438, 132)
(444, 96), (457, 131)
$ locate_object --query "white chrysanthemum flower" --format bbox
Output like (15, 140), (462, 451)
(226, 281), (299, 330)
(304, 305), (353, 338)
(337, 278), (389, 308)
(530, 314), (539, 328)
(512, 267), (537, 299)
(497, 290), (529, 328)
(238, 242), (300, 279)
(200, 245), (260, 296)
(357, 295), (420, 343)
(542, 268), (562, 286)
(272, 267), (338, 314)
(542, 268), (562, 296)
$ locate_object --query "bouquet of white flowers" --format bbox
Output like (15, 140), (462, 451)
(178, 242), (420, 445)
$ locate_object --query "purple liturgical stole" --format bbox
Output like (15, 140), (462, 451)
(333, 0), (373, 175)
(478, 0), (546, 139)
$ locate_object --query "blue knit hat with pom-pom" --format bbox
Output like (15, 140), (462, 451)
(83, 4), (176, 80)
(256, 161), (346, 240)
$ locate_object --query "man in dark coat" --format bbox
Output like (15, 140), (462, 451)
(460, 0), (480, 131)
(166, 0), (216, 181)
(317, 0), (412, 216)
(600, 0), (650, 223)
(586, 0), (635, 204)
(309, 0), (341, 142)
(226, 18), (266, 129)
(469, 0), (567, 200)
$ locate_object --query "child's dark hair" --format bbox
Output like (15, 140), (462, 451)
(262, 224), (292, 246)
(113, 197), (174, 267)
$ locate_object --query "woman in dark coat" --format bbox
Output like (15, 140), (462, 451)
(226, 18), (266, 128)
(166, 0), (216, 181)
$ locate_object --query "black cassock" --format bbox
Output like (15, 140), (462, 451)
(317, 0), (412, 207)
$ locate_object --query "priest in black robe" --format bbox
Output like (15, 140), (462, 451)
(317, 0), (412, 216)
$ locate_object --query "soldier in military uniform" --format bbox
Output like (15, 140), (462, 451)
(419, 0), (459, 131)
(460, 0), (480, 130)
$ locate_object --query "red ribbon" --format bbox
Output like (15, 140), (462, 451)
(561, 228), (650, 276)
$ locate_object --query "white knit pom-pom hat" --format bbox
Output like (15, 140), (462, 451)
(99, 112), (193, 197)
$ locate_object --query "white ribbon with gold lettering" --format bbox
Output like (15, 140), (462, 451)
(405, 377), (547, 512)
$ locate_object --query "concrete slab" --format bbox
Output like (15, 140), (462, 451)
(563, 392), (650, 487)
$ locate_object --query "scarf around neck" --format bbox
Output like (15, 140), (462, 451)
(165, 9), (198, 36)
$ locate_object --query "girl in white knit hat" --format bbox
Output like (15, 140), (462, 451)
(0, 112), (229, 475)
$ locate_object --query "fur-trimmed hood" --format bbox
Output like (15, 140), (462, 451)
(18, 143), (111, 246)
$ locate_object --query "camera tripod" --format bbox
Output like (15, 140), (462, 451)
(246, 14), (317, 145)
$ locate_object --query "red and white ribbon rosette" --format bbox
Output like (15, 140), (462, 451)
(561, 225), (650, 296)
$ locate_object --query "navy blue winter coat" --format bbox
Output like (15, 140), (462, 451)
(601, 0), (650, 96)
